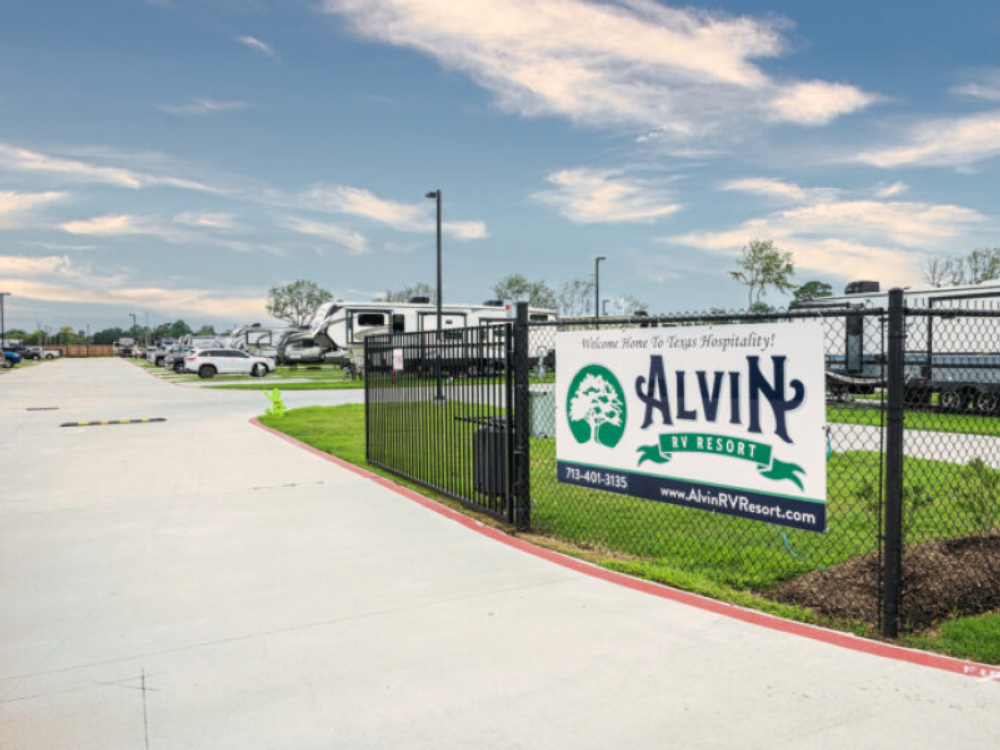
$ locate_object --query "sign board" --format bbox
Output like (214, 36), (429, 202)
(556, 323), (828, 532)
(392, 348), (404, 372)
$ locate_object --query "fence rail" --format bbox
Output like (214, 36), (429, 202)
(365, 296), (1000, 638)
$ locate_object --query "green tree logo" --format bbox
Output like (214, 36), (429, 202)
(567, 365), (627, 447)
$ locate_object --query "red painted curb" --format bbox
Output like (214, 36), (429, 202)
(250, 416), (1000, 683)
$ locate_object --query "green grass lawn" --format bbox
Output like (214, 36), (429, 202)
(260, 402), (1000, 663)
(827, 403), (1000, 437)
(134, 359), (363, 386)
(904, 612), (1000, 666)
(210, 380), (364, 390)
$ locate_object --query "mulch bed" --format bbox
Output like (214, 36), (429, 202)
(774, 532), (1000, 631)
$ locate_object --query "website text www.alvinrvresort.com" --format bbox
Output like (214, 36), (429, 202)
(659, 484), (819, 526)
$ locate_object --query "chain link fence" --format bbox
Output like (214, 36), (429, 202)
(524, 308), (891, 631)
(365, 298), (1000, 637)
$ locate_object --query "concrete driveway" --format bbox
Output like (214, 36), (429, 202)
(2, 358), (999, 749)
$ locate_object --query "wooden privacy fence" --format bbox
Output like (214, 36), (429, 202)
(47, 345), (115, 358)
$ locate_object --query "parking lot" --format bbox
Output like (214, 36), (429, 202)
(3, 358), (1000, 749)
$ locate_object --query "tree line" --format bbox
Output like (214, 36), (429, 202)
(264, 242), (834, 327)
(923, 248), (1000, 287)
(3, 320), (219, 346)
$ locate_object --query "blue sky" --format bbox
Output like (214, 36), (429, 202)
(2, 0), (999, 331)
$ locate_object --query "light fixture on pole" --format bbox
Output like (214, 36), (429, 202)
(594, 257), (606, 318)
(425, 189), (445, 403)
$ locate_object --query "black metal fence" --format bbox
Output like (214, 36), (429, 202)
(365, 322), (518, 523)
(366, 293), (1000, 638)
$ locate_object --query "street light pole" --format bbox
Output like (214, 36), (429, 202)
(0, 292), (10, 350)
(426, 189), (445, 403)
(594, 257), (606, 319)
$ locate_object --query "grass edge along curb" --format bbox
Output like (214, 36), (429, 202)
(254, 406), (1000, 677)
(256, 407), (863, 632)
(260, 404), (1000, 658)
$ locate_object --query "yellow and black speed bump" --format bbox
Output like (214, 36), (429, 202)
(61, 418), (167, 427)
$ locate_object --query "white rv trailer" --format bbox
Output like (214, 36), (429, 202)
(227, 325), (294, 360)
(795, 280), (1000, 411)
(178, 333), (228, 350)
(280, 297), (557, 371)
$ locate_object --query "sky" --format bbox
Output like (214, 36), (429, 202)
(2, 0), (1000, 332)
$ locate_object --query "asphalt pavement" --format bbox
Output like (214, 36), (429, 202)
(2, 358), (999, 749)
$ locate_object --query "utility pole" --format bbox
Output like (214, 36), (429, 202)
(0, 292), (9, 349)
(594, 257), (606, 319)
(425, 189), (445, 403)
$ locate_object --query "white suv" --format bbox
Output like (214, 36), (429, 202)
(184, 348), (275, 379)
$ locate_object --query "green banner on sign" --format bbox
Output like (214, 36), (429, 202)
(636, 432), (805, 490)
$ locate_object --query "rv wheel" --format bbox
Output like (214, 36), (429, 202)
(975, 392), (1000, 414)
(940, 390), (965, 412)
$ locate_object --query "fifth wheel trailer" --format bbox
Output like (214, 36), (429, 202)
(279, 297), (557, 372)
(795, 280), (1000, 412)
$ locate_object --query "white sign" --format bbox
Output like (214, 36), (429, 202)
(392, 348), (404, 372)
(556, 323), (828, 532)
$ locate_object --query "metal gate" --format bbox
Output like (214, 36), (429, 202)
(365, 321), (522, 523)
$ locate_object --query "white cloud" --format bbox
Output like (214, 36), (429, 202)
(61, 214), (155, 237)
(158, 97), (253, 115)
(769, 80), (877, 126)
(60, 212), (283, 255)
(0, 142), (218, 192)
(0, 190), (66, 227)
(236, 35), (278, 59)
(289, 184), (488, 239)
(855, 111), (1000, 168)
(532, 168), (681, 223)
(442, 220), (488, 240)
(952, 70), (1000, 102)
(668, 188), (987, 285)
(873, 181), (908, 199)
(173, 211), (236, 230)
(28, 241), (97, 251)
(283, 217), (371, 255)
(720, 178), (812, 203)
(321, 0), (875, 140)
(0, 254), (74, 276)
(300, 185), (424, 227)
(0, 252), (270, 320)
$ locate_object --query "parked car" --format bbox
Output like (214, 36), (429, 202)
(22, 347), (42, 360)
(2, 350), (22, 368)
(164, 347), (192, 373)
(146, 340), (176, 366)
(183, 349), (274, 379)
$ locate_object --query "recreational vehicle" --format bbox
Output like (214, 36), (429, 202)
(795, 280), (1000, 412)
(279, 297), (557, 373)
(227, 325), (293, 360)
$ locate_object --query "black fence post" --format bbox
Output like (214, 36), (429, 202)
(513, 302), (531, 531)
(364, 337), (371, 465)
(883, 288), (905, 638)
